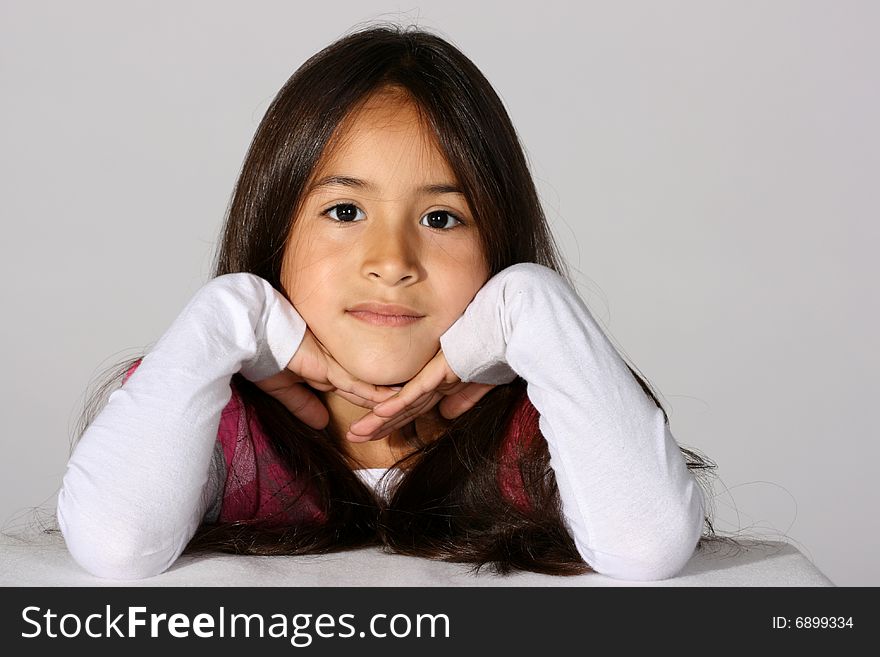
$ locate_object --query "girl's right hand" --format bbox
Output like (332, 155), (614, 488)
(251, 327), (400, 430)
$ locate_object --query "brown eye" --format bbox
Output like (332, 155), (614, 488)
(322, 203), (364, 223)
(421, 210), (463, 230)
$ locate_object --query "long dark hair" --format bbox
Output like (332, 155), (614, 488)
(63, 22), (730, 576)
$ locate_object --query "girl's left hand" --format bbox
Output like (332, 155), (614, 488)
(345, 349), (496, 442)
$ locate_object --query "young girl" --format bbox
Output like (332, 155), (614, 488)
(57, 23), (721, 581)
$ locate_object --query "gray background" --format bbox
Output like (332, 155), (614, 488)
(1, 0), (876, 586)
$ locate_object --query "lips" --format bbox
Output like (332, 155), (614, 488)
(346, 301), (424, 328)
(346, 302), (424, 317)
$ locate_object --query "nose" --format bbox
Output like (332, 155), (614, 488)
(360, 217), (421, 285)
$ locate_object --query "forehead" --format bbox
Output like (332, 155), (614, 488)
(312, 91), (456, 183)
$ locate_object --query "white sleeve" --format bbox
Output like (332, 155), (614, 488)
(439, 263), (705, 581)
(56, 273), (307, 580)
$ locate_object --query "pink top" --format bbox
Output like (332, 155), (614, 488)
(122, 359), (537, 526)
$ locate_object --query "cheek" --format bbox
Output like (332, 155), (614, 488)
(440, 272), (487, 322)
(284, 239), (344, 302)
(282, 273), (339, 340)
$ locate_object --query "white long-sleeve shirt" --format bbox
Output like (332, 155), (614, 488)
(57, 264), (704, 581)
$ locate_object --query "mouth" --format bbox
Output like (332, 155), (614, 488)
(346, 310), (424, 327)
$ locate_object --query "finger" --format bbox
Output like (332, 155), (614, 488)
(253, 367), (301, 393)
(347, 391), (441, 442)
(271, 382), (330, 430)
(367, 401), (433, 440)
(367, 363), (446, 419)
(329, 385), (400, 410)
(345, 349), (454, 440)
(304, 380), (335, 393)
(348, 387), (435, 436)
(438, 382), (496, 419)
(325, 364), (403, 405)
(353, 380), (491, 440)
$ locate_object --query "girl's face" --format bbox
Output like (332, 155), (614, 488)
(281, 90), (489, 387)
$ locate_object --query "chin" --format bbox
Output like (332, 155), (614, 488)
(339, 352), (435, 387)
(353, 368), (418, 388)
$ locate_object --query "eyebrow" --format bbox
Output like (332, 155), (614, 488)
(308, 175), (465, 196)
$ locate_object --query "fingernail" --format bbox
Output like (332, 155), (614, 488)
(390, 386), (403, 391)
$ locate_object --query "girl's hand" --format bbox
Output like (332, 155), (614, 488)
(252, 327), (400, 430)
(345, 348), (497, 442)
